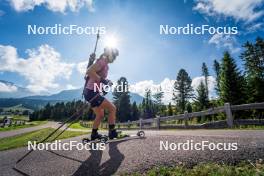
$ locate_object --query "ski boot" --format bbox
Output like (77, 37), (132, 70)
(108, 129), (118, 139)
(82, 131), (103, 144)
(91, 131), (103, 140)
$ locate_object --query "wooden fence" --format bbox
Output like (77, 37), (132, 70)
(115, 102), (264, 130)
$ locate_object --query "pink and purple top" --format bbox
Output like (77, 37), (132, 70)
(86, 58), (109, 91)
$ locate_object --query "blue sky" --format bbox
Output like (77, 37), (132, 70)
(0, 0), (264, 102)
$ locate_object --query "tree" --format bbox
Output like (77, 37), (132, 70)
(219, 52), (246, 105)
(142, 89), (155, 119)
(113, 77), (132, 122)
(153, 86), (164, 115)
(186, 102), (192, 113)
(241, 37), (264, 103)
(202, 62), (209, 98)
(195, 81), (209, 111)
(22, 110), (29, 116)
(167, 102), (173, 116)
(131, 101), (140, 121)
(173, 69), (193, 113)
(213, 60), (221, 96)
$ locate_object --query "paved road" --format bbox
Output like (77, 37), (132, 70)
(0, 122), (61, 139)
(0, 130), (264, 176)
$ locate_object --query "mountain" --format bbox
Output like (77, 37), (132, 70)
(0, 98), (58, 110)
(0, 80), (34, 98)
(25, 88), (144, 104)
(0, 80), (144, 109)
(25, 89), (83, 101)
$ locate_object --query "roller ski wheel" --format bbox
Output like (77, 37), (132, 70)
(82, 138), (90, 144)
(99, 136), (108, 143)
(137, 130), (145, 138)
(82, 135), (108, 144)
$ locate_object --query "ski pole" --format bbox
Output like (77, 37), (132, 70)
(82, 30), (100, 98)
(87, 30), (100, 70)
(93, 30), (100, 54)
(15, 92), (102, 165)
(15, 106), (85, 164)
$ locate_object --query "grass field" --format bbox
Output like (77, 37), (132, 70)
(2, 104), (32, 112)
(0, 121), (47, 132)
(71, 121), (107, 131)
(0, 127), (88, 151)
(11, 115), (30, 121)
(130, 162), (264, 176)
(0, 115), (26, 120)
(70, 122), (90, 130)
(235, 125), (264, 130)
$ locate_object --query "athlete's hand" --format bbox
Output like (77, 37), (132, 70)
(90, 53), (96, 60)
(100, 78), (113, 86)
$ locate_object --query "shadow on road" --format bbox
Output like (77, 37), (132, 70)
(13, 137), (145, 176)
(73, 141), (125, 176)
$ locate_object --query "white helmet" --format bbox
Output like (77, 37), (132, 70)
(104, 47), (119, 62)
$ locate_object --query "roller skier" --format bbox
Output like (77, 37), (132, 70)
(83, 46), (119, 140)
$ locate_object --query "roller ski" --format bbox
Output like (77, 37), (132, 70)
(105, 130), (145, 143)
(82, 130), (145, 144)
(82, 130), (108, 144)
(106, 130), (145, 143)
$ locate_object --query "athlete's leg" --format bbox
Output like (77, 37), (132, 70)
(98, 99), (118, 139)
(90, 107), (104, 140)
(92, 107), (104, 129)
(98, 99), (116, 124)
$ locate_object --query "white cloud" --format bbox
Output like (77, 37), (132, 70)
(0, 82), (17, 92)
(246, 22), (264, 33)
(0, 44), (74, 93)
(209, 33), (241, 53)
(77, 61), (87, 75)
(9, 0), (94, 13)
(130, 78), (175, 105)
(191, 76), (216, 99)
(193, 0), (264, 22)
(130, 77), (216, 104)
(66, 84), (77, 90)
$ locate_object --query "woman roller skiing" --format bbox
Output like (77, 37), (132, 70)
(83, 47), (119, 140)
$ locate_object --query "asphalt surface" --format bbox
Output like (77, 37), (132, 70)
(0, 130), (264, 176)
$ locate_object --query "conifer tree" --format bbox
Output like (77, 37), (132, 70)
(112, 77), (131, 122)
(241, 37), (264, 103)
(173, 69), (193, 113)
(202, 62), (209, 99)
(219, 52), (246, 105)
(213, 60), (221, 95)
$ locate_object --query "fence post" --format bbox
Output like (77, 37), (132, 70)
(139, 118), (142, 130)
(184, 111), (189, 128)
(225, 103), (233, 128)
(156, 116), (160, 130)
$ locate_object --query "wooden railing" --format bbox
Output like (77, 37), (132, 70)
(116, 102), (264, 129)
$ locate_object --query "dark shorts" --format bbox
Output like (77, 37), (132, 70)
(83, 89), (105, 108)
